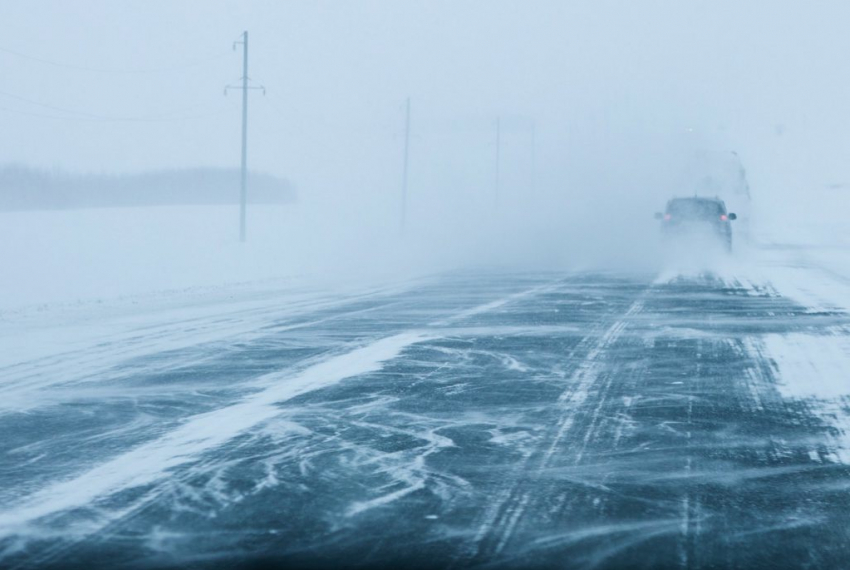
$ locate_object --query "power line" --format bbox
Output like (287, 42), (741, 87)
(0, 88), (233, 123)
(0, 45), (231, 75)
(0, 105), (231, 123)
(0, 88), (101, 119)
(0, 101), (232, 124)
(0, 104), (89, 121)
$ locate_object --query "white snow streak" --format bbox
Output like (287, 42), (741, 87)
(433, 282), (559, 326)
(0, 332), (429, 538)
(761, 334), (850, 401)
(751, 333), (850, 463)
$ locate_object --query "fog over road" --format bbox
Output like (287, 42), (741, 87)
(3, 245), (850, 569)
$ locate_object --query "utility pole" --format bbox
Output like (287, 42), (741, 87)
(400, 97), (411, 235)
(495, 117), (501, 209)
(530, 120), (536, 196)
(226, 31), (264, 243)
(238, 32), (248, 243)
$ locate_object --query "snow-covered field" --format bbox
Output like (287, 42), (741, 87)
(0, 204), (423, 311)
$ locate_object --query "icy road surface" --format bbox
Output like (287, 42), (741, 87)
(3, 249), (850, 569)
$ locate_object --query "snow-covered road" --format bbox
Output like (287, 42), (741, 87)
(3, 246), (850, 569)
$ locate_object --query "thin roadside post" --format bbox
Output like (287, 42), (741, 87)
(225, 31), (265, 243)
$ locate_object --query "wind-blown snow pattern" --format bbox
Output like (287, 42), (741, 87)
(4, 244), (850, 569)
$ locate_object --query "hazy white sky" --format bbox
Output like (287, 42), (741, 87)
(3, 0), (850, 304)
(1, 0), (849, 210)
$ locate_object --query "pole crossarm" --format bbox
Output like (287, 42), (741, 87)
(224, 83), (266, 95)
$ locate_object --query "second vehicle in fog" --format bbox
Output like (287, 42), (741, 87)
(656, 197), (737, 252)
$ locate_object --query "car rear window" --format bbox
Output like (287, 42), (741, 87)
(667, 199), (724, 219)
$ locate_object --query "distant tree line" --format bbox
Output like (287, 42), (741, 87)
(0, 164), (296, 211)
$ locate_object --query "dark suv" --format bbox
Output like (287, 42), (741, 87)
(655, 197), (737, 252)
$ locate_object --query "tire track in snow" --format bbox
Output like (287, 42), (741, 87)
(457, 290), (649, 566)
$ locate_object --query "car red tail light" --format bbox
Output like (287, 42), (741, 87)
(720, 215), (728, 221)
